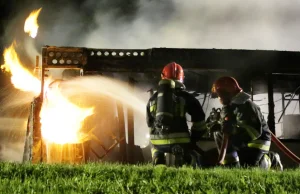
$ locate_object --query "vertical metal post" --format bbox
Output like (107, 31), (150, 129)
(281, 93), (285, 116)
(40, 53), (46, 162)
(281, 92), (286, 138)
(32, 55), (44, 163)
(117, 103), (127, 163)
(298, 94), (300, 114)
(35, 56), (39, 69)
(267, 73), (276, 135)
(127, 77), (135, 163)
(30, 56), (43, 163)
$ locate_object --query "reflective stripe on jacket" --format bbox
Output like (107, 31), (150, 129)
(150, 132), (191, 145)
(248, 139), (271, 152)
(146, 81), (206, 145)
(220, 92), (271, 151)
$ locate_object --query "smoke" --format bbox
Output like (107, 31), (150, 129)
(59, 75), (149, 146)
(2, 0), (300, 161)
(24, 39), (40, 66)
(0, 87), (32, 162)
(3, 0), (300, 50)
(1, 0), (294, 51)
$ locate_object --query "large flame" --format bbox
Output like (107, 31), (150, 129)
(0, 7), (94, 146)
(24, 8), (42, 38)
(1, 43), (94, 145)
(2, 43), (41, 95)
(41, 81), (94, 144)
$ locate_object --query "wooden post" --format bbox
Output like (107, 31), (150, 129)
(32, 96), (43, 163)
(32, 55), (44, 163)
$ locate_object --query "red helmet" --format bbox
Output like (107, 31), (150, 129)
(161, 62), (184, 82)
(211, 76), (242, 104)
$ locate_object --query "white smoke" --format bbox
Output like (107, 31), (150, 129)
(39, 0), (300, 51)
(3, 0), (300, 50)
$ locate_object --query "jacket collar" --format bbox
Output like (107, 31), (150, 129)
(174, 80), (186, 90)
(231, 91), (251, 105)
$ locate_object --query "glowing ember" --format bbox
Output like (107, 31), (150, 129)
(24, 8), (42, 38)
(41, 81), (94, 144)
(1, 43), (41, 95)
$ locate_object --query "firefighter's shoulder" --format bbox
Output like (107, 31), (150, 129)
(244, 99), (261, 112)
(176, 90), (200, 104)
(148, 91), (158, 101)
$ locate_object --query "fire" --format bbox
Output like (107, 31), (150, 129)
(1, 42), (94, 145)
(0, 7), (94, 146)
(1, 43), (41, 95)
(24, 8), (42, 38)
(40, 80), (94, 144)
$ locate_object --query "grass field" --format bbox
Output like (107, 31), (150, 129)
(0, 162), (299, 194)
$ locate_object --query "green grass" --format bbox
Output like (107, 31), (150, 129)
(0, 162), (299, 194)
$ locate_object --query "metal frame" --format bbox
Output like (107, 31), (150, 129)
(28, 46), (300, 163)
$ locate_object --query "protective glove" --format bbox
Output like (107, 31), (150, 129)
(222, 117), (234, 135)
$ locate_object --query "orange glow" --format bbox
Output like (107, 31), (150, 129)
(1, 7), (95, 145)
(24, 8), (42, 38)
(2, 43), (41, 95)
(41, 80), (94, 144)
(1, 43), (94, 145)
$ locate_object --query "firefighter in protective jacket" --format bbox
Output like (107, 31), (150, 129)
(146, 62), (206, 166)
(211, 76), (283, 170)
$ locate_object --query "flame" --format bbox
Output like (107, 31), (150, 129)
(40, 80), (94, 144)
(1, 42), (94, 145)
(24, 8), (42, 38)
(1, 43), (41, 95)
(0, 6), (95, 154)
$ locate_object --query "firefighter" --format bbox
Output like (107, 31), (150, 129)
(211, 76), (283, 170)
(146, 62), (206, 167)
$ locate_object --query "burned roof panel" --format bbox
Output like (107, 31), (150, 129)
(42, 46), (300, 73)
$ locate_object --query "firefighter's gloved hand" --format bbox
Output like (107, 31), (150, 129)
(222, 119), (234, 134)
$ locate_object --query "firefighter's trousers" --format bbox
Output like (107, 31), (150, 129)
(151, 143), (194, 167)
(214, 131), (282, 170)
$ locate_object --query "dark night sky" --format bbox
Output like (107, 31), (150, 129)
(0, 0), (30, 86)
(0, 0), (17, 87)
(0, 0), (15, 53)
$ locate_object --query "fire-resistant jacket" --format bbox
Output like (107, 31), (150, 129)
(146, 81), (206, 145)
(220, 92), (271, 152)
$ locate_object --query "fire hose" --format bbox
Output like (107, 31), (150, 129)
(214, 85), (300, 165)
(218, 130), (300, 165)
(272, 85), (300, 164)
(270, 132), (300, 164)
(217, 116), (230, 164)
(209, 111), (300, 165)
(217, 133), (228, 165)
